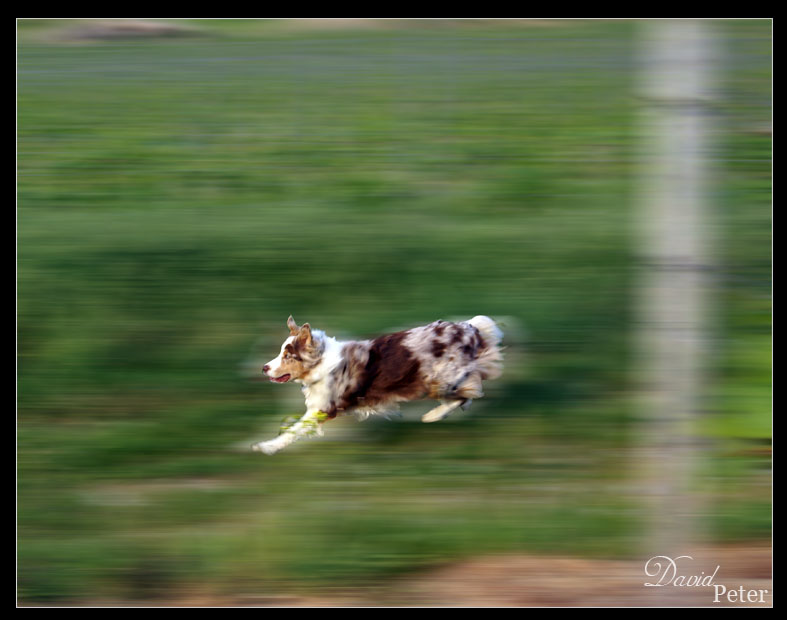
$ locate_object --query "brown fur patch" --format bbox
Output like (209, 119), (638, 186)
(337, 331), (426, 411)
(472, 329), (485, 351)
(271, 353), (308, 381)
(275, 325), (322, 382)
(450, 325), (465, 345)
(427, 379), (444, 399)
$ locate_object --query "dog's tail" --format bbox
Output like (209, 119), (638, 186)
(468, 315), (504, 380)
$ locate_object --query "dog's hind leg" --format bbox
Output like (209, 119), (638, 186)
(454, 372), (484, 401)
(421, 372), (485, 423)
(421, 399), (464, 423)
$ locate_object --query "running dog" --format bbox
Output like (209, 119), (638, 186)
(252, 315), (503, 454)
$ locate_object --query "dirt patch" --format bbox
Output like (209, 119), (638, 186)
(99, 543), (771, 607)
(382, 544), (772, 607)
(282, 18), (573, 31)
(38, 20), (201, 43)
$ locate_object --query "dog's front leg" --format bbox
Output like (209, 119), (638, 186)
(252, 410), (325, 455)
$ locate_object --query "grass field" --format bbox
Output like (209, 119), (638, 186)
(17, 19), (770, 603)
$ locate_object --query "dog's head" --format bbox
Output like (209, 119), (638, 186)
(263, 316), (323, 384)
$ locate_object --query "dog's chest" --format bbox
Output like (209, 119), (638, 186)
(301, 380), (335, 412)
(299, 337), (349, 412)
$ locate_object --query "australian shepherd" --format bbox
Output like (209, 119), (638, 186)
(252, 315), (503, 454)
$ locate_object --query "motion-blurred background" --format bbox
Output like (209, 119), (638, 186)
(17, 19), (770, 606)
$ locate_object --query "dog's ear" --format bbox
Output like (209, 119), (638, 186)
(287, 315), (299, 335)
(299, 323), (313, 346)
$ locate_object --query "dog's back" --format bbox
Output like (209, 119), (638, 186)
(313, 317), (504, 418)
(400, 316), (503, 400)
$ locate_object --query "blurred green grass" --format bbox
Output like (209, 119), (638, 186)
(17, 19), (770, 603)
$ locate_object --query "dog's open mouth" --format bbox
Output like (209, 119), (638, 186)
(270, 374), (291, 383)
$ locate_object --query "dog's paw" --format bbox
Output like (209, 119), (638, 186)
(251, 440), (279, 455)
(422, 400), (463, 423)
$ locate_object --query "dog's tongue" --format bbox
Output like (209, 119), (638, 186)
(271, 374), (291, 383)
